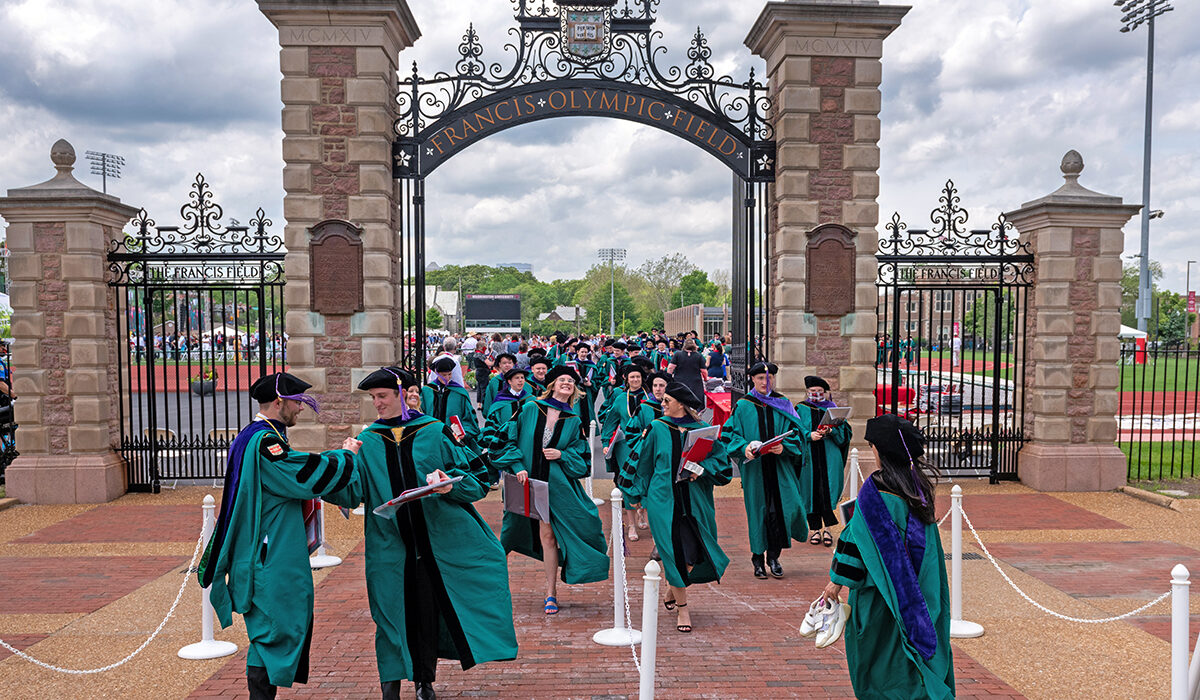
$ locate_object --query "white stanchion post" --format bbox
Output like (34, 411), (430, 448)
(593, 488), (642, 646)
(848, 447), (859, 497)
(310, 501), (343, 569)
(1172, 564), (1191, 700)
(178, 495), (238, 659)
(589, 420), (604, 506)
(949, 485), (984, 639)
(639, 560), (661, 700)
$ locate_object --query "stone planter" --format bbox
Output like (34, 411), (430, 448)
(190, 379), (216, 396)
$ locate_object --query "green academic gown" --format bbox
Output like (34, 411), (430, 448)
(719, 394), (809, 554)
(201, 421), (357, 688)
(573, 359), (600, 430)
(830, 484), (955, 699)
(482, 372), (504, 411)
(492, 399), (609, 584)
(481, 393), (528, 450)
(619, 416), (731, 588)
(795, 401), (853, 528)
(600, 386), (645, 510)
(325, 415), (517, 684)
(421, 381), (482, 454)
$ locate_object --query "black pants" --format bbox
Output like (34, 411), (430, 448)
(247, 666), (276, 700)
(406, 554), (441, 684)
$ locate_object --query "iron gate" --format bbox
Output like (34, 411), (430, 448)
(392, 0), (775, 388)
(108, 176), (285, 492)
(876, 181), (1034, 482)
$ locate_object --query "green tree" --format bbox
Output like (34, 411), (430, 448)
(672, 269), (719, 308)
(1121, 260), (1164, 328)
(585, 282), (638, 334)
(1153, 291), (1193, 346)
(425, 307), (444, 330)
(962, 291), (1016, 347)
(635, 253), (697, 318)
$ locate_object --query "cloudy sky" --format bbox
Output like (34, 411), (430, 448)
(1, 0), (1197, 291)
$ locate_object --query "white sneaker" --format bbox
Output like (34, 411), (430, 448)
(799, 598), (830, 638)
(815, 602), (851, 648)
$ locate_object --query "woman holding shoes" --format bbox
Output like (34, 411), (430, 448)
(818, 414), (954, 699)
(618, 382), (731, 634)
(492, 365), (609, 615)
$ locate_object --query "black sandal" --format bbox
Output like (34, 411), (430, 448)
(675, 603), (691, 633)
(663, 596), (677, 611)
(809, 531), (822, 546)
(822, 530), (833, 547)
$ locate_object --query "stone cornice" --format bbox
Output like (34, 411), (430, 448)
(0, 197), (140, 227)
(1005, 201), (1142, 232)
(746, 2), (910, 60)
(256, 0), (421, 53)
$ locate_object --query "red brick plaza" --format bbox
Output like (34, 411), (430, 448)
(2, 481), (1193, 698)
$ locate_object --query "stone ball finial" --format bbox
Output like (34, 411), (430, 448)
(1061, 150), (1084, 177)
(50, 139), (76, 171)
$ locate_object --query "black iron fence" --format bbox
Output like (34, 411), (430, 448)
(1118, 342), (1200, 480)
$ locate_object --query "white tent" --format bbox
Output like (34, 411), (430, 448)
(1118, 324), (1147, 339)
(205, 325), (248, 339)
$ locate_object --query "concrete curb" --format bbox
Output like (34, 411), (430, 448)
(0, 497), (19, 513)
(1118, 485), (1180, 511)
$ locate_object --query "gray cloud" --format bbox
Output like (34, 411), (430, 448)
(1, 0), (1198, 295)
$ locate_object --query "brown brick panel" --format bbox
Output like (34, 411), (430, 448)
(0, 556), (186, 614)
(931, 493), (1128, 531)
(16, 505), (199, 544)
(984, 541), (1200, 598)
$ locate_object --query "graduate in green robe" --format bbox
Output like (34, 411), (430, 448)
(492, 365), (609, 614)
(796, 375), (852, 547)
(421, 355), (482, 455)
(718, 361), (808, 580)
(619, 371), (668, 541)
(525, 354), (551, 396)
(568, 341), (601, 433)
(481, 353), (517, 411)
(619, 382), (730, 634)
(650, 339), (672, 373)
(481, 367), (531, 440)
(199, 372), (360, 699)
(327, 368), (517, 700)
(821, 414), (954, 700)
(599, 362), (648, 520)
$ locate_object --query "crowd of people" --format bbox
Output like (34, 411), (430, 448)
(200, 329), (955, 700)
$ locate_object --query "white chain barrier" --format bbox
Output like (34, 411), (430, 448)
(0, 511), (207, 674)
(953, 493), (1170, 624)
(178, 495), (238, 659)
(588, 420), (604, 506)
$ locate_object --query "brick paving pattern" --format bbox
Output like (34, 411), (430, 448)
(983, 541), (1200, 598)
(190, 500), (1022, 699)
(0, 556), (186, 614)
(931, 493), (1129, 531)
(16, 505), (199, 543)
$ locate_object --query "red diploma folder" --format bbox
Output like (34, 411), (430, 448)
(372, 476), (465, 519)
(753, 429), (796, 457)
(607, 428), (624, 452)
(675, 425), (720, 481)
(449, 415), (465, 441)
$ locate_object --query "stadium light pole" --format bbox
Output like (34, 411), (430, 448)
(1115, 0), (1173, 333)
(85, 150), (124, 194)
(597, 248), (626, 335)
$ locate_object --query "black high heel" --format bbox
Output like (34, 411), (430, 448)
(675, 603), (692, 633)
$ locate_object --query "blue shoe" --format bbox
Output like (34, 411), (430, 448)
(544, 596), (558, 615)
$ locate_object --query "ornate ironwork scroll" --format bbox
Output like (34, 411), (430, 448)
(394, 0), (775, 181)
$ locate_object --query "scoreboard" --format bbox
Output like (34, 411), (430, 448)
(464, 294), (521, 334)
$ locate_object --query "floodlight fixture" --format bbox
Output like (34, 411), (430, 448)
(85, 150), (125, 194)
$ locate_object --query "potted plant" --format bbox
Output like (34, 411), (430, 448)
(190, 367), (218, 396)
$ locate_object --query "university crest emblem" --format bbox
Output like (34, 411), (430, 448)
(561, 6), (610, 64)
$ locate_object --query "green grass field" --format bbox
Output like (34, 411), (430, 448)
(1121, 441), (1200, 480)
(1120, 358), (1200, 392)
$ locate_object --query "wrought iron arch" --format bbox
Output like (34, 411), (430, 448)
(393, 0), (775, 388)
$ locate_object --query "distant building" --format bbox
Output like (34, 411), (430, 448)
(426, 261), (442, 272)
(493, 262), (533, 273)
(537, 306), (587, 323)
(664, 304), (735, 339)
(399, 285), (460, 332)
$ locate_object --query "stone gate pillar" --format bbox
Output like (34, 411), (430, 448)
(256, 1), (420, 450)
(746, 1), (908, 453)
(1006, 152), (1139, 491)
(0, 140), (139, 503)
